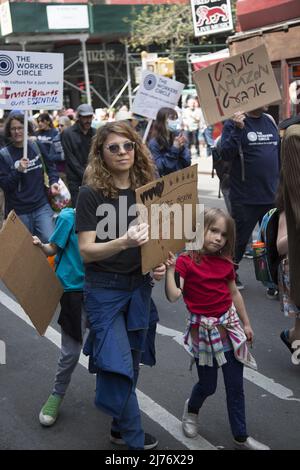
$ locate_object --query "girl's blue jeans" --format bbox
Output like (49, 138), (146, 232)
(189, 350), (247, 438)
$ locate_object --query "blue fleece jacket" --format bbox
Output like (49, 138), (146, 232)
(148, 138), (191, 176)
(0, 141), (59, 216)
(220, 114), (280, 205)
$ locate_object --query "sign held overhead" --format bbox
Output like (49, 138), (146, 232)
(0, 50), (64, 110)
(132, 70), (184, 120)
(193, 44), (282, 126)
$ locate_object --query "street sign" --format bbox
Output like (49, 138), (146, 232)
(0, 50), (64, 110)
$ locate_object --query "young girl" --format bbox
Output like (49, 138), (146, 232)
(165, 208), (270, 450)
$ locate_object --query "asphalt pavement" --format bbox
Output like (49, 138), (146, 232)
(1, 154), (300, 451)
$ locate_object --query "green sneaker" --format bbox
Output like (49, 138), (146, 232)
(39, 394), (63, 427)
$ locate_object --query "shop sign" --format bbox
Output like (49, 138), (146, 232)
(190, 0), (233, 37)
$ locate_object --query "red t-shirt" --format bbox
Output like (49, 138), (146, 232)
(175, 254), (236, 317)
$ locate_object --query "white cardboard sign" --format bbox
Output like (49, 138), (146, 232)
(193, 44), (282, 125)
(132, 71), (184, 120)
(0, 50), (64, 110)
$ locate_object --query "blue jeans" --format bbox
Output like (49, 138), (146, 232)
(189, 350), (247, 438)
(18, 203), (55, 243)
(84, 271), (153, 450)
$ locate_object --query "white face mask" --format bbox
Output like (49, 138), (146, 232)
(167, 118), (181, 133)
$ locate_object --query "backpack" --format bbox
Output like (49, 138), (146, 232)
(211, 135), (245, 198)
(253, 208), (280, 289)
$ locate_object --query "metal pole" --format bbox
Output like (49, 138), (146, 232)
(125, 42), (133, 110)
(90, 85), (110, 107)
(143, 119), (152, 143)
(81, 38), (92, 105)
(64, 79), (87, 95)
(109, 80), (129, 110)
(187, 45), (193, 87)
(102, 43), (111, 104)
(23, 110), (28, 160)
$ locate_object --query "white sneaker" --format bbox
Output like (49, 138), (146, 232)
(182, 399), (198, 438)
(234, 436), (270, 450)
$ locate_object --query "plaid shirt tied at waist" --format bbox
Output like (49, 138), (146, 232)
(184, 306), (257, 370)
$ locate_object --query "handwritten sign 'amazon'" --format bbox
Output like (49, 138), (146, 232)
(0, 50), (63, 110)
(136, 165), (200, 274)
(193, 45), (281, 125)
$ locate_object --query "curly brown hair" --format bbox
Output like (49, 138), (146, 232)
(84, 121), (156, 198)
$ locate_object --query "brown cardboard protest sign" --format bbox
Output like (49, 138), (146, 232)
(136, 165), (198, 274)
(0, 211), (63, 335)
(193, 44), (282, 126)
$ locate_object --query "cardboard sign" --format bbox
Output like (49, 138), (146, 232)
(132, 70), (184, 120)
(190, 0), (233, 38)
(136, 165), (198, 274)
(0, 212), (63, 336)
(193, 44), (282, 125)
(0, 50), (64, 110)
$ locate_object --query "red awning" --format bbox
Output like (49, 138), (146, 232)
(191, 49), (229, 71)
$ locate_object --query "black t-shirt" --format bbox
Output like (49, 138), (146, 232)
(75, 185), (141, 274)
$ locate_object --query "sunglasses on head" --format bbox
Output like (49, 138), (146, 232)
(105, 141), (135, 154)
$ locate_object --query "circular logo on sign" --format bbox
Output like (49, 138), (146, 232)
(247, 132), (257, 142)
(143, 74), (157, 90)
(0, 55), (14, 75)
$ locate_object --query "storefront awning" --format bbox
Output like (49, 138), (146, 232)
(190, 48), (229, 71)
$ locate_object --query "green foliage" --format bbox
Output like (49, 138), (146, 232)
(124, 4), (195, 50)
(124, 1), (238, 51)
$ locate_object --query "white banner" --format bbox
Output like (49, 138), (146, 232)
(47, 5), (89, 30)
(132, 71), (184, 120)
(190, 0), (233, 38)
(0, 51), (64, 110)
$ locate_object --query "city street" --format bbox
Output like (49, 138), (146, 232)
(1, 156), (300, 451)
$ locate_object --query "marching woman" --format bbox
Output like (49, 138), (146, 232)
(76, 121), (165, 450)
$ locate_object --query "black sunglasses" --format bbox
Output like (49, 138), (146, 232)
(105, 141), (135, 154)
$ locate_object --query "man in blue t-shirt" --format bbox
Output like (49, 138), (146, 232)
(220, 107), (280, 289)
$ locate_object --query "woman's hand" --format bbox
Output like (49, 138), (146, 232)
(152, 263), (166, 281)
(173, 134), (186, 149)
(165, 251), (176, 270)
(121, 223), (149, 248)
(50, 182), (60, 196)
(16, 157), (29, 173)
(232, 111), (246, 129)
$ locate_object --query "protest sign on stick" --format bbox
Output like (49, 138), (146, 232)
(136, 165), (200, 274)
(132, 70), (184, 120)
(193, 44), (282, 126)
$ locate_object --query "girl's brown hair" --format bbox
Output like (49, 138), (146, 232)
(187, 207), (236, 263)
(84, 121), (156, 198)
